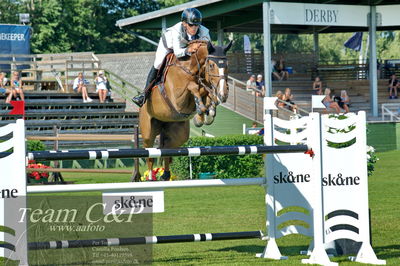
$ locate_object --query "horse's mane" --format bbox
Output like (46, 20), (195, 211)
(187, 40), (208, 46)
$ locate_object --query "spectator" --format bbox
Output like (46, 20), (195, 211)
(283, 88), (297, 112)
(338, 90), (350, 113)
(271, 60), (282, 81)
(0, 72), (11, 103)
(251, 121), (258, 128)
(246, 74), (257, 94)
(275, 90), (285, 108)
(95, 70), (108, 103)
(255, 74), (265, 97)
(322, 88), (340, 113)
(73, 72), (92, 103)
(276, 56), (289, 80)
(388, 73), (398, 99)
(10, 71), (24, 101)
(312, 76), (323, 95)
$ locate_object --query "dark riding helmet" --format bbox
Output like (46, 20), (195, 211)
(181, 8), (202, 25)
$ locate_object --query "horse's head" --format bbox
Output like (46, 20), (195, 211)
(187, 40), (209, 68)
(205, 40), (232, 103)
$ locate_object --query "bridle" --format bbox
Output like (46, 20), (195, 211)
(171, 43), (228, 101)
(203, 55), (228, 94)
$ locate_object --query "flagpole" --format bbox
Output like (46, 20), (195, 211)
(358, 35), (364, 80)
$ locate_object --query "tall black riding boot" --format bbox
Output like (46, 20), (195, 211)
(132, 66), (158, 107)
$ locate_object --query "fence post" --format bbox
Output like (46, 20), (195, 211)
(254, 93), (257, 121)
(50, 126), (65, 183)
(233, 80), (236, 111)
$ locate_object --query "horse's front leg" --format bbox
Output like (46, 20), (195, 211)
(203, 95), (218, 125)
(187, 82), (206, 115)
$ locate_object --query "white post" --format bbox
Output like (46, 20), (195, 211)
(257, 112), (286, 260)
(263, 2), (272, 97)
(0, 120), (28, 265)
(369, 6), (378, 117)
(302, 113), (337, 266)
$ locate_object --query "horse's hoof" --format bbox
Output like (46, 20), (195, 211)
(160, 171), (171, 181)
(204, 114), (214, 125)
(193, 115), (204, 127)
(208, 108), (216, 118)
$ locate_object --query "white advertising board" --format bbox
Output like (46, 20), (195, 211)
(270, 2), (369, 27)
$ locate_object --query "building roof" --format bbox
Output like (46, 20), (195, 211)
(116, 0), (400, 34)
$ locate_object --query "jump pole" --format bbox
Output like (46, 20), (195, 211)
(28, 231), (263, 250)
(27, 177), (266, 194)
(17, 144), (308, 161)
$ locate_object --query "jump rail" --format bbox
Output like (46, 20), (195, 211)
(28, 231), (263, 250)
(27, 178), (266, 194)
(20, 145), (309, 161)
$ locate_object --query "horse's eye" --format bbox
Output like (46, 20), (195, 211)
(210, 64), (214, 69)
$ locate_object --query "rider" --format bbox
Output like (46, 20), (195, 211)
(132, 8), (211, 107)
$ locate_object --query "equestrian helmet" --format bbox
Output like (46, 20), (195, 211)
(181, 8), (202, 25)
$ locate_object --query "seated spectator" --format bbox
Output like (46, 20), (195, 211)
(95, 70), (108, 103)
(73, 72), (92, 103)
(322, 88), (340, 113)
(388, 73), (398, 99)
(338, 90), (350, 113)
(275, 90), (285, 108)
(246, 74), (257, 94)
(10, 71), (24, 101)
(247, 121), (261, 135)
(0, 72), (11, 103)
(312, 76), (323, 95)
(271, 60), (282, 81)
(283, 88), (297, 112)
(255, 74), (265, 97)
(276, 56), (289, 80)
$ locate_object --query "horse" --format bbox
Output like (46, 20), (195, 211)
(139, 40), (232, 181)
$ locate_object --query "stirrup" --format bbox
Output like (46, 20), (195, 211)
(132, 94), (145, 107)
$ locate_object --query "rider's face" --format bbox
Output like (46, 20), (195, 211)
(183, 22), (199, 36)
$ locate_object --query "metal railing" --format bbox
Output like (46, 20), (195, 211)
(224, 75), (309, 122)
(104, 69), (141, 101)
(381, 103), (400, 121)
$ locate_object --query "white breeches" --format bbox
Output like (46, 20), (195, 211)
(153, 38), (171, 69)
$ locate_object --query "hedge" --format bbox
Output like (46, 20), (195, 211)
(170, 135), (264, 180)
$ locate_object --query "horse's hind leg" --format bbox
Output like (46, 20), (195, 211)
(159, 121), (190, 181)
(139, 108), (162, 180)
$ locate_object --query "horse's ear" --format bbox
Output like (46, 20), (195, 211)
(207, 41), (215, 53)
(223, 40), (233, 53)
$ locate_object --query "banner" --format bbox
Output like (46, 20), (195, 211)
(0, 24), (31, 72)
(0, 24), (30, 54)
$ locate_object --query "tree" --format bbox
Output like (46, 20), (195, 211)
(0, 0), (22, 24)
(29, 0), (71, 53)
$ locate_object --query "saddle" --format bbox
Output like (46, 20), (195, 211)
(153, 52), (176, 88)
(151, 53), (194, 120)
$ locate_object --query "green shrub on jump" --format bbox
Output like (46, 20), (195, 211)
(170, 135), (264, 179)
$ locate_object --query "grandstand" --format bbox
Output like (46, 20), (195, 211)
(1, 51), (400, 148)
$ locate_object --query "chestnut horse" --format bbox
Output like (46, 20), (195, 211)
(139, 40), (232, 180)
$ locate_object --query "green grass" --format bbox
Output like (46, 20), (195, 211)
(190, 106), (260, 137)
(24, 150), (400, 265)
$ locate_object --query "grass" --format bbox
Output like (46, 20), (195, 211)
(22, 150), (400, 265)
(190, 106), (259, 137)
